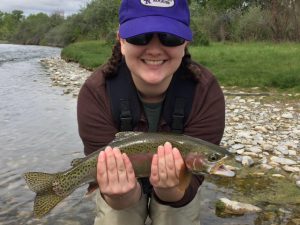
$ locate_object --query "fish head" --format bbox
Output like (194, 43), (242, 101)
(184, 152), (235, 177)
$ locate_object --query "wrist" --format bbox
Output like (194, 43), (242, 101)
(153, 186), (185, 202)
(102, 182), (142, 210)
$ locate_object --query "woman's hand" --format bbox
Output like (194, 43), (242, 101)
(149, 142), (188, 202)
(97, 146), (141, 209)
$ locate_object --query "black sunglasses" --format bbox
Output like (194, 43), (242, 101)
(126, 33), (185, 47)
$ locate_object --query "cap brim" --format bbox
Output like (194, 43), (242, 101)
(119, 16), (192, 41)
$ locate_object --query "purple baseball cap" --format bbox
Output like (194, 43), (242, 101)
(119, 0), (192, 41)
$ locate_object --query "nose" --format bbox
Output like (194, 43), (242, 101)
(145, 34), (164, 53)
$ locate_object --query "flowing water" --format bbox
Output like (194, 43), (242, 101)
(0, 44), (94, 224)
(0, 44), (298, 225)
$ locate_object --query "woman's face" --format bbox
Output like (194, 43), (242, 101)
(119, 33), (188, 89)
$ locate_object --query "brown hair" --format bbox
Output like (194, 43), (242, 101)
(100, 41), (201, 80)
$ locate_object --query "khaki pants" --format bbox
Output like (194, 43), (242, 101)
(94, 188), (201, 225)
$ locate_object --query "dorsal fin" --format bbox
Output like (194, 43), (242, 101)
(70, 158), (85, 167)
(113, 132), (143, 142)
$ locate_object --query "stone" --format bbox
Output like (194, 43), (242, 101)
(282, 165), (300, 173)
(270, 156), (297, 165)
(281, 113), (293, 119)
(216, 198), (262, 215)
(242, 156), (254, 166)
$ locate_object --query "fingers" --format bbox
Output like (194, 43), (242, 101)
(97, 146), (136, 195)
(150, 142), (184, 188)
(122, 153), (136, 188)
(97, 149), (108, 189)
(173, 147), (184, 178)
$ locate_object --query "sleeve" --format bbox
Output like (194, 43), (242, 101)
(185, 75), (225, 145)
(152, 175), (204, 208)
(77, 77), (118, 155)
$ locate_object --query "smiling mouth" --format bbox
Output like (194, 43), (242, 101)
(142, 59), (166, 65)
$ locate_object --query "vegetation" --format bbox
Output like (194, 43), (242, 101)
(61, 41), (112, 70)
(1, 0), (300, 46)
(61, 41), (300, 91)
(1, 0), (299, 91)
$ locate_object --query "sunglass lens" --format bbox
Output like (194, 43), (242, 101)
(126, 33), (153, 45)
(159, 33), (185, 47)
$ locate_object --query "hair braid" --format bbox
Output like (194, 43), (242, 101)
(182, 47), (202, 80)
(101, 41), (123, 78)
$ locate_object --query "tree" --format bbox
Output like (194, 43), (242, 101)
(0, 10), (24, 40)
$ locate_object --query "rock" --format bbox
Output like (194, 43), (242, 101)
(272, 174), (285, 178)
(231, 144), (245, 150)
(216, 198), (262, 215)
(270, 156), (297, 165)
(262, 143), (273, 151)
(261, 164), (273, 170)
(276, 145), (289, 155)
(289, 150), (297, 156)
(282, 165), (300, 173)
(248, 146), (262, 153)
(281, 112), (293, 119)
(296, 181), (300, 188)
(242, 156), (254, 166)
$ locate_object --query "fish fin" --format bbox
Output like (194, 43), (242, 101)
(114, 131), (143, 140)
(86, 182), (99, 195)
(34, 190), (65, 218)
(178, 166), (192, 192)
(70, 157), (85, 167)
(23, 172), (58, 193)
(23, 172), (66, 218)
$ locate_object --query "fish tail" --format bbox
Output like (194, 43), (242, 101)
(23, 172), (66, 218)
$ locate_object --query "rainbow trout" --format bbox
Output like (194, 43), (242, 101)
(23, 132), (234, 218)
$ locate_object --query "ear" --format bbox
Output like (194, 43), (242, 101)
(118, 31), (126, 55)
(116, 30), (121, 41)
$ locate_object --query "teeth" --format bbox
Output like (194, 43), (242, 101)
(144, 60), (164, 65)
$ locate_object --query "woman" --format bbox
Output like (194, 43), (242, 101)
(77, 0), (225, 224)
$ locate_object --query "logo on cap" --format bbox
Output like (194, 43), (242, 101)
(141, 0), (174, 7)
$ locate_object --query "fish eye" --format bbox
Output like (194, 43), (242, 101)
(208, 153), (220, 161)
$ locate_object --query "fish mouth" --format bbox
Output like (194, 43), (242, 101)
(208, 156), (235, 177)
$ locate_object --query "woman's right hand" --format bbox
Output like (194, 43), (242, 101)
(97, 146), (141, 209)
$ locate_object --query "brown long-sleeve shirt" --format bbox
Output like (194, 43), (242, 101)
(77, 61), (225, 207)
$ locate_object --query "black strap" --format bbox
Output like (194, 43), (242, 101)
(171, 97), (185, 133)
(162, 66), (197, 133)
(119, 99), (133, 131)
(106, 61), (140, 131)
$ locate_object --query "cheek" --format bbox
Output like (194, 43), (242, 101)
(168, 46), (186, 59)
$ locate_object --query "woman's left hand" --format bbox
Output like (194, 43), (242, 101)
(149, 142), (187, 202)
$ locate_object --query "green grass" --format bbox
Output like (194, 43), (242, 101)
(190, 42), (300, 91)
(61, 41), (300, 91)
(61, 40), (112, 70)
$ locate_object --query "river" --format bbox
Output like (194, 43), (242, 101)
(0, 44), (298, 225)
(0, 44), (95, 224)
